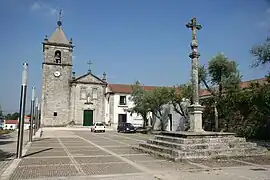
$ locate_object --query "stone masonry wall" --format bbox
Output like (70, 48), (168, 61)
(72, 82), (106, 125)
(41, 45), (72, 127)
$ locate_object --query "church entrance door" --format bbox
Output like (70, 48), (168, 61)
(83, 110), (93, 126)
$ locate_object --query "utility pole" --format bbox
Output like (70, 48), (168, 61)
(16, 63), (28, 158)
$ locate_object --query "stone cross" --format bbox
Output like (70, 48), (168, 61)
(186, 17), (202, 105)
(87, 60), (92, 73)
(186, 17), (204, 132)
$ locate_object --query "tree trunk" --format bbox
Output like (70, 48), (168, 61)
(214, 101), (219, 131)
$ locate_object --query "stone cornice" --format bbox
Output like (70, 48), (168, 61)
(70, 80), (107, 86)
(42, 62), (72, 67)
(42, 41), (74, 48)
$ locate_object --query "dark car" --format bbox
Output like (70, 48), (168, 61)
(117, 122), (136, 133)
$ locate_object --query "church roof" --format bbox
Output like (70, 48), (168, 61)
(46, 10), (70, 45)
(48, 26), (69, 44)
(72, 72), (107, 85)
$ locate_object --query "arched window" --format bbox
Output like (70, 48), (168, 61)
(54, 50), (61, 64)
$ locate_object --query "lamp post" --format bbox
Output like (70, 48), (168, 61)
(16, 63), (28, 159)
(34, 97), (38, 134)
(37, 103), (40, 130)
(29, 87), (35, 142)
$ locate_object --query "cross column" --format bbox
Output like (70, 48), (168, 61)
(186, 17), (204, 132)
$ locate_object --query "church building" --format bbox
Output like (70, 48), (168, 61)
(40, 14), (160, 130)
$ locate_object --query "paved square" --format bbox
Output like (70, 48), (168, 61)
(4, 130), (270, 180)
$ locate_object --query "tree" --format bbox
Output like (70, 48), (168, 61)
(0, 105), (4, 121)
(145, 87), (171, 131)
(169, 84), (192, 130)
(170, 84), (192, 118)
(250, 37), (270, 68)
(200, 53), (242, 131)
(129, 81), (150, 128)
(5, 112), (20, 120)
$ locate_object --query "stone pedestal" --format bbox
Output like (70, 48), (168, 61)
(188, 104), (204, 132)
(134, 131), (268, 161)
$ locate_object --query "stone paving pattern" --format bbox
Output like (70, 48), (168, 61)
(4, 130), (270, 180)
(0, 130), (29, 175)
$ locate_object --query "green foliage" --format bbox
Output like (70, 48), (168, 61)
(129, 81), (150, 128)
(201, 53), (242, 96)
(5, 112), (19, 120)
(0, 105), (3, 120)
(203, 81), (270, 139)
(170, 84), (192, 118)
(250, 37), (270, 68)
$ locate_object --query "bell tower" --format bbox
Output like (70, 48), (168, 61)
(41, 10), (74, 126)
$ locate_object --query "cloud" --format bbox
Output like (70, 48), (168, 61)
(30, 2), (41, 11)
(30, 1), (57, 16)
(257, 7), (270, 28)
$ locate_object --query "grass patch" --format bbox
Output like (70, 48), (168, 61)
(0, 129), (14, 135)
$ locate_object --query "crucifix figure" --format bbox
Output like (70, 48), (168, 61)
(186, 17), (204, 132)
(87, 60), (92, 73)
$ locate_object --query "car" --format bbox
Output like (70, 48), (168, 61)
(117, 122), (136, 133)
(91, 122), (106, 133)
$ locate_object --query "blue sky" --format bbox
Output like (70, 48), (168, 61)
(0, 0), (269, 113)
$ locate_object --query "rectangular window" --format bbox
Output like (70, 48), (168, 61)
(53, 112), (57, 116)
(92, 88), (98, 99)
(119, 96), (126, 105)
(80, 87), (87, 100)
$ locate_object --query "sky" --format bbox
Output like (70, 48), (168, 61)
(0, 0), (270, 113)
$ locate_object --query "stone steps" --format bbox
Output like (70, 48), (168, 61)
(137, 131), (268, 160)
(132, 146), (178, 161)
(147, 139), (257, 151)
(137, 142), (267, 160)
(155, 135), (246, 144)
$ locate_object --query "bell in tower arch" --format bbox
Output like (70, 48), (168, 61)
(54, 50), (61, 64)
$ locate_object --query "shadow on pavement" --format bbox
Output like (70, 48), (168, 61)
(23, 148), (53, 158)
(0, 141), (14, 145)
(32, 138), (52, 142)
(0, 149), (15, 161)
(0, 135), (13, 139)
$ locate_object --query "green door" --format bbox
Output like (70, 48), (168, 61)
(83, 110), (93, 126)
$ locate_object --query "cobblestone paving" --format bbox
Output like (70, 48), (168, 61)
(6, 131), (270, 180)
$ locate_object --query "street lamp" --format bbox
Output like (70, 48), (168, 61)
(16, 63), (28, 159)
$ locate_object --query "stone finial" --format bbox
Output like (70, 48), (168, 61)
(102, 72), (106, 81)
(44, 35), (48, 42)
(72, 72), (75, 79)
(69, 38), (73, 44)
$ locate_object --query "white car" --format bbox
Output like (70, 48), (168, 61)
(91, 122), (106, 133)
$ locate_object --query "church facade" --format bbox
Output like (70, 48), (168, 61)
(40, 17), (186, 131)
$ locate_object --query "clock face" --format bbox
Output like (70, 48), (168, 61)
(54, 71), (61, 77)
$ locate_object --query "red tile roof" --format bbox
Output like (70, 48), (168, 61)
(108, 78), (268, 96)
(5, 120), (18, 124)
(108, 84), (158, 94)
